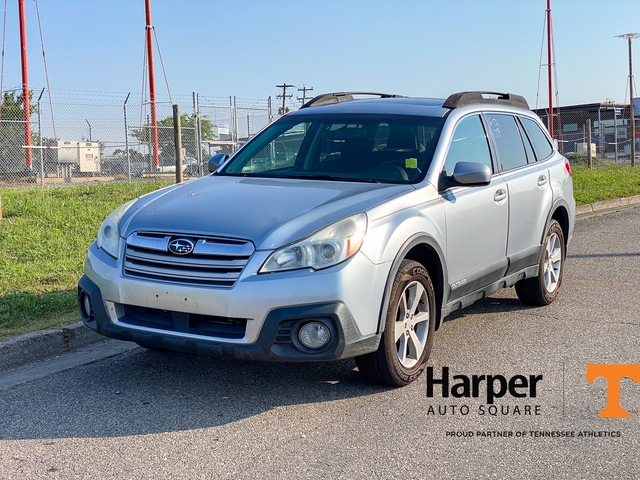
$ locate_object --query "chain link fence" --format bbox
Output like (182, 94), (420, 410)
(535, 105), (639, 165)
(4, 92), (637, 188)
(0, 89), (301, 188)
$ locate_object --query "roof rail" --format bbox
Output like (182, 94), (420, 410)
(442, 91), (530, 110)
(300, 92), (406, 109)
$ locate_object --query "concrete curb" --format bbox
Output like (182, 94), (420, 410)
(575, 194), (640, 216)
(0, 322), (108, 373)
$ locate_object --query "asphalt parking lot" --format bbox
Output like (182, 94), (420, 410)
(0, 207), (639, 479)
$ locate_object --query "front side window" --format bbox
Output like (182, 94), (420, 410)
(485, 114), (528, 171)
(219, 114), (444, 184)
(237, 123), (309, 173)
(443, 115), (493, 176)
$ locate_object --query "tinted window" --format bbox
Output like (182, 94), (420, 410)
(221, 114), (444, 184)
(238, 123), (309, 173)
(521, 117), (553, 160)
(485, 114), (528, 171)
(443, 115), (493, 176)
(519, 118), (537, 163)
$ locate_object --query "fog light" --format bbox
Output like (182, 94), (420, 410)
(298, 322), (330, 349)
(80, 292), (92, 319)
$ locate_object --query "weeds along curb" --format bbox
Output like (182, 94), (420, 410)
(575, 193), (640, 216)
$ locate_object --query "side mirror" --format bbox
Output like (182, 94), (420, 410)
(208, 153), (229, 172)
(451, 162), (491, 186)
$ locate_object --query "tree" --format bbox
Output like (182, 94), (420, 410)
(112, 148), (145, 162)
(0, 91), (37, 174)
(131, 112), (216, 166)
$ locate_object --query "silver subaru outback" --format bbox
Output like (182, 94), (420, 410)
(78, 91), (575, 386)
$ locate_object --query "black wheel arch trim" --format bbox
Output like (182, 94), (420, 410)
(376, 233), (447, 335)
(541, 198), (571, 253)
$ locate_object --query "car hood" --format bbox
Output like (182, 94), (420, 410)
(120, 175), (413, 250)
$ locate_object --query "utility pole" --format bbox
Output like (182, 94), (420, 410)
(297, 84), (314, 105)
(616, 33), (638, 166)
(276, 83), (295, 116)
(145, 0), (159, 169)
(18, 0), (32, 171)
(85, 119), (92, 142)
(546, 0), (553, 138)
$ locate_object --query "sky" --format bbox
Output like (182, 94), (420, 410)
(1, 0), (640, 108)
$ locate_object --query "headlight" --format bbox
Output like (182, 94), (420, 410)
(260, 213), (367, 273)
(96, 199), (137, 259)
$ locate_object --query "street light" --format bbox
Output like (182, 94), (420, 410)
(615, 33), (638, 166)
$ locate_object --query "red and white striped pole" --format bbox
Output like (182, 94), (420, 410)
(145, 0), (159, 168)
(547, 0), (553, 140)
(18, 0), (32, 170)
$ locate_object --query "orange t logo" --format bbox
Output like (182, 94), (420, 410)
(587, 364), (640, 418)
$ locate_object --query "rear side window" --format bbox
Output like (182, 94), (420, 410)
(485, 114), (528, 171)
(519, 119), (537, 163)
(521, 117), (553, 160)
(443, 115), (493, 176)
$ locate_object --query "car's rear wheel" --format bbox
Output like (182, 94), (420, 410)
(355, 259), (435, 387)
(515, 219), (565, 306)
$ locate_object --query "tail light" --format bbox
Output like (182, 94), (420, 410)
(564, 158), (572, 177)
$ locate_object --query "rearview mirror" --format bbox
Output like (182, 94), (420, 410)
(208, 153), (229, 172)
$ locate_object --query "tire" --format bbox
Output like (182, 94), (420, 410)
(355, 259), (436, 387)
(515, 219), (565, 306)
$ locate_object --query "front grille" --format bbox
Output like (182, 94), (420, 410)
(123, 232), (255, 287)
(121, 305), (247, 339)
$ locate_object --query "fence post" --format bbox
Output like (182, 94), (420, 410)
(147, 115), (152, 171)
(233, 96), (238, 152)
(614, 109), (618, 164)
(37, 89), (44, 187)
(173, 104), (183, 184)
(587, 119), (593, 169)
(196, 93), (202, 175)
(229, 96), (234, 151)
(268, 96), (273, 124)
(124, 92), (131, 183)
(192, 92), (198, 174)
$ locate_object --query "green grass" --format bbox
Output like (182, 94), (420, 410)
(572, 164), (640, 205)
(0, 182), (168, 338)
(1, 165), (640, 339)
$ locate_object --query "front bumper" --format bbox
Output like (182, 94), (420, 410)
(78, 242), (386, 361)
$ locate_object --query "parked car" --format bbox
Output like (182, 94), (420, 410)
(78, 91), (575, 386)
(157, 157), (200, 176)
(101, 160), (146, 178)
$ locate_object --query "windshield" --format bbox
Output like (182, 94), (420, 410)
(218, 114), (445, 183)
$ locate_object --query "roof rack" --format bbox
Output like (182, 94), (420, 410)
(442, 91), (530, 110)
(300, 92), (406, 109)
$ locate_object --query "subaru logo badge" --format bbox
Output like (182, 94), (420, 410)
(168, 239), (194, 255)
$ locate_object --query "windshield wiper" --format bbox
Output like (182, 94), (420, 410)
(279, 174), (380, 183)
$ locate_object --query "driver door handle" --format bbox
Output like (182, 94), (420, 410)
(494, 189), (507, 203)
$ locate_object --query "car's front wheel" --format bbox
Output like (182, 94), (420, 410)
(355, 259), (436, 387)
(515, 219), (565, 306)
